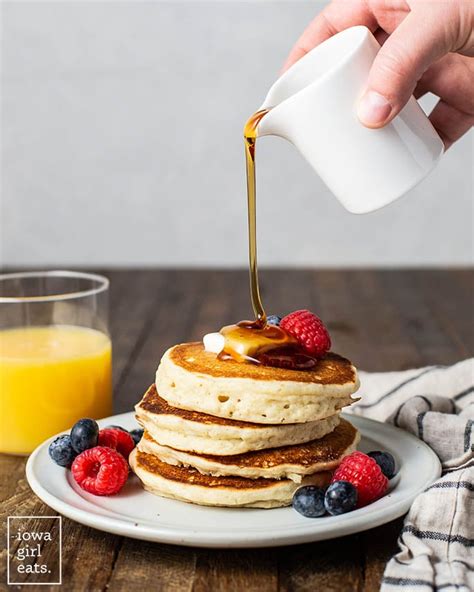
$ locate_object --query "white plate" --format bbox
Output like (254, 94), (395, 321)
(26, 412), (441, 548)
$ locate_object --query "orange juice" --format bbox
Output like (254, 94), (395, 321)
(0, 325), (112, 455)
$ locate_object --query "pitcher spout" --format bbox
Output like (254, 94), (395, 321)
(255, 104), (286, 139)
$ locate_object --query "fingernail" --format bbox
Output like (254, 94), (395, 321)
(358, 91), (392, 127)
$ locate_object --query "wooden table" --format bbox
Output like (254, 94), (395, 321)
(2, 269), (473, 591)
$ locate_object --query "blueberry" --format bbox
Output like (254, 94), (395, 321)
(292, 486), (326, 517)
(129, 428), (144, 446)
(324, 481), (358, 515)
(368, 451), (396, 479)
(48, 435), (76, 467)
(70, 418), (99, 453)
(267, 315), (282, 326)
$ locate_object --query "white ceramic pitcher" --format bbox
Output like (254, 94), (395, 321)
(257, 26), (444, 214)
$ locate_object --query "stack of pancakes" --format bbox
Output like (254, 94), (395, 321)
(130, 342), (360, 508)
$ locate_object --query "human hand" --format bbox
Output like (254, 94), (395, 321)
(283, 0), (474, 148)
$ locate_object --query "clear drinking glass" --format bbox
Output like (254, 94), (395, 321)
(0, 271), (112, 455)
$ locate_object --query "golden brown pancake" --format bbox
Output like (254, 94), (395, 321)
(136, 450), (281, 489)
(155, 343), (359, 424)
(170, 342), (356, 385)
(140, 383), (263, 428)
(130, 448), (333, 508)
(138, 418), (359, 482)
(136, 384), (342, 455)
(144, 417), (356, 467)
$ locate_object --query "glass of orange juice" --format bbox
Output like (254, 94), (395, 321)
(0, 271), (112, 455)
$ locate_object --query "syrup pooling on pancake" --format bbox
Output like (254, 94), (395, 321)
(218, 320), (298, 363)
(204, 317), (326, 370)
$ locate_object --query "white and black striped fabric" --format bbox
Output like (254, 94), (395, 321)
(349, 358), (474, 591)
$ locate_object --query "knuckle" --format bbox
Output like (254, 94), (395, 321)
(378, 46), (413, 82)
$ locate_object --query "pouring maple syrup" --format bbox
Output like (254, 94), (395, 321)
(216, 109), (317, 369)
(243, 108), (269, 325)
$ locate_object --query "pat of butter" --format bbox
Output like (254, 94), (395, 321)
(203, 332), (225, 354)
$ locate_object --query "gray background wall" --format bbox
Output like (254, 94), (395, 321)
(1, 1), (473, 268)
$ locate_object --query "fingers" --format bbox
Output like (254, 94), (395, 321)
(357, 8), (452, 128)
(414, 53), (474, 148)
(420, 54), (474, 116)
(429, 100), (474, 150)
(281, 0), (473, 149)
(282, 0), (377, 72)
(424, 54), (474, 149)
(373, 28), (389, 47)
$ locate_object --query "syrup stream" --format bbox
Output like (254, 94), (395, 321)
(217, 108), (317, 369)
(244, 108), (269, 325)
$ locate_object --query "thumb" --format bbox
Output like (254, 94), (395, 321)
(357, 10), (449, 128)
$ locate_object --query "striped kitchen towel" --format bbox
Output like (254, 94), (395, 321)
(350, 358), (474, 591)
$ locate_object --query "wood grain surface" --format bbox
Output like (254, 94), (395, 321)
(1, 269), (472, 591)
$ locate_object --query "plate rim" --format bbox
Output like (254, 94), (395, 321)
(26, 411), (441, 548)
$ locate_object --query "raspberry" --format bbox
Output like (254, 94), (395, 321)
(71, 446), (129, 495)
(280, 310), (331, 357)
(331, 451), (388, 507)
(98, 428), (135, 459)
